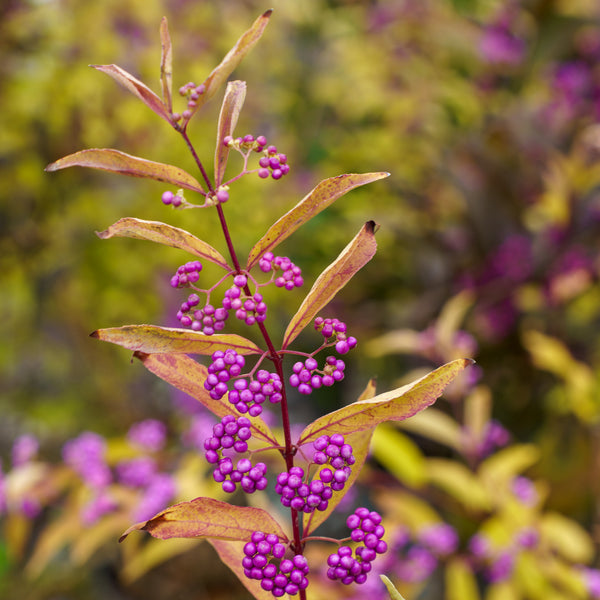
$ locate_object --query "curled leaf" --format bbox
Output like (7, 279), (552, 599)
(298, 359), (474, 445)
(120, 497), (288, 543)
(91, 325), (262, 356)
(90, 64), (172, 125)
(97, 218), (229, 269)
(160, 17), (173, 114)
(282, 221), (378, 350)
(134, 352), (277, 446)
(187, 10), (272, 120)
(248, 172), (389, 269)
(214, 80), (247, 187)
(45, 149), (205, 193)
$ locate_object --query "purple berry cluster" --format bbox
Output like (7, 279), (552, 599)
(176, 81), (206, 122)
(259, 253), (304, 290)
(204, 350), (246, 400)
(326, 508), (387, 585)
(161, 190), (183, 207)
(314, 317), (357, 354)
(243, 531), (309, 597)
(170, 260), (203, 288)
(177, 296), (229, 334)
(275, 434), (355, 513)
(203, 415), (267, 493)
(228, 370), (283, 417)
(223, 285), (267, 326)
(289, 356), (346, 395)
(257, 146), (289, 180)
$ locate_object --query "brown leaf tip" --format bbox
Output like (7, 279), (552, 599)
(89, 330), (99, 338)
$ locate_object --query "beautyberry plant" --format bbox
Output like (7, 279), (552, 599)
(46, 11), (470, 600)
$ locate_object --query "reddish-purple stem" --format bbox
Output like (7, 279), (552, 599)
(180, 129), (306, 596)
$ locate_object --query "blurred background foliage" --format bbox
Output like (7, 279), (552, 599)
(2, 0), (600, 598)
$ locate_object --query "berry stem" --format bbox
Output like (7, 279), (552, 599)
(181, 129), (306, 583)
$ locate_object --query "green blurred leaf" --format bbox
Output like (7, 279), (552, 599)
(45, 148), (205, 193)
(160, 17), (173, 114)
(380, 575), (407, 600)
(247, 172), (389, 270)
(446, 558), (480, 600)
(371, 424), (427, 488)
(214, 80), (247, 187)
(479, 444), (540, 490)
(540, 512), (594, 564)
(120, 497), (288, 542)
(427, 458), (490, 510)
(282, 221), (378, 349)
(134, 352), (277, 446)
(298, 359), (473, 444)
(97, 217), (229, 269)
(90, 64), (172, 125)
(399, 407), (463, 451)
(91, 325), (262, 355)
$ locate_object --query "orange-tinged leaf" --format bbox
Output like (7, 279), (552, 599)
(297, 359), (473, 444)
(96, 218), (229, 269)
(91, 325), (262, 355)
(120, 497), (288, 542)
(45, 149), (205, 193)
(214, 80), (246, 187)
(282, 221), (378, 350)
(160, 17), (173, 114)
(91, 64), (173, 125)
(209, 539), (291, 600)
(134, 352), (277, 445)
(247, 172), (389, 269)
(303, 428), (373, 536)
(188, 10), (272, 119)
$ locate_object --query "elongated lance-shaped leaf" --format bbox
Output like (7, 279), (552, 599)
(247, 172), (389, 269)
(90, 64), (173, 126)
(91, 325), (262, 356)
(214, 80), (246, 187)
(209, 539), (291, 600)
(282, 221), (378, 350)
(45, 149), (205, 193)
(160, 17), (173, 114)
(304, 428), (374, 537)
(120, 497), (288, 543)
(134, 352), (278, 446)
(297, 359), (473, 445)
(188, 10), (272, 119)
(97, 218), (229, 270)
(381, 575), (408, 600)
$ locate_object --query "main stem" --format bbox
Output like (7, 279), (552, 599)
(181, 131), (306, 599)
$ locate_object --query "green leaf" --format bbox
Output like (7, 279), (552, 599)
(209, 539), (291, 600)
(398, 407), (462, 451)
(214, 80), (247, 187)
(303, 428), (373, 536)
(540, 512), (594, 564)
(45, 149), (205, 193)
(297, 359), (473, 444)
(119, 497), (288, 543)
(282, 221), (378, 350)
(247, 172), (390, 269)
(188, 10), (272, 120)
(96, 217), (229, 269)
(478, 444), (540, 490)
(371, 424), (427, 488)
(159, 17), (173, 114)
(134, 352), (277, 446)
(380, 575), (407, 600)
(90, 64), (173, 126)
(91, 325), (262, 355)
(446, 558), (481, 600)
(427, 459), (490, 511)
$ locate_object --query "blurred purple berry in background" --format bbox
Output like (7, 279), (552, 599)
(12, 434), (39, 467)
(62, 432), (112, 489)
(127, 419), (167, 452)
(132, 473), (176, 522)
(418, 523), (459, 557)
